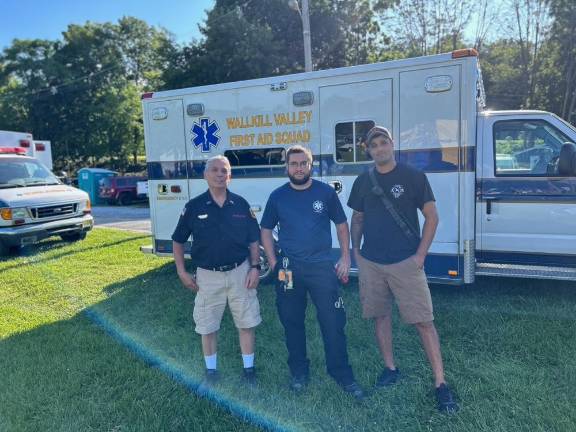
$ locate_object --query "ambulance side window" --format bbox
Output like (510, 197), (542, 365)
(335, 120), (374, 163)
(224, 148), (286, 167)
(494, 120), (570, 177)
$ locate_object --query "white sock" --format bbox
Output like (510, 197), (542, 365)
(242, 353), (254, 369)
(204, 353), (217, 370)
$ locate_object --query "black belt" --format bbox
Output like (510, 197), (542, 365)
(200, 261), (245, 272)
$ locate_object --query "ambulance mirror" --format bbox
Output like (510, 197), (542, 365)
(558, 142), (576, 176)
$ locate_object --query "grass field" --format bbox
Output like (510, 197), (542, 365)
(1, 228), (576, 432)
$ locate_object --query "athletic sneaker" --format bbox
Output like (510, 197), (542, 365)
(340, 381), (366, 402)
(289, 374), (309, 393)
(375, 367), (400, 387)
(202, 368), (220, 386)
(435, 383), (459, 414)
(243, 367), (257, 386)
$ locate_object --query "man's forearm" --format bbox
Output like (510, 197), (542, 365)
(336, 222), (350, 259)
(350, 212), (364, 250)
(260, 229), (276, 264)
(248, 241), (260, 265)
(416, 215), (438, 257)
(172, 241), (187, 274)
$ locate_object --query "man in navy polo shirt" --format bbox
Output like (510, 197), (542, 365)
(261, 145), (365, 400)
(172, 155), (261, 386)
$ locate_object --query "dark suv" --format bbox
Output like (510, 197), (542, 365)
(98, 176), (146, 205)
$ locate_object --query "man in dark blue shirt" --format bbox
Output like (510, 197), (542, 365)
(261, 145), (365, 400)
(172, 155), (261, 386)
(348, 126), (458, 413)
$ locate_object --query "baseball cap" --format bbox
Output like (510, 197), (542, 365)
(366, 126), (392, 145)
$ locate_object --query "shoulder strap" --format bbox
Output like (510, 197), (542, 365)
(368, 167), (420, 240)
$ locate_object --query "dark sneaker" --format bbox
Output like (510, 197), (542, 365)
(340, 381), (366, 402)
(435, 383), (459, 414)
(202, 368), (220, 386)
(375, 367), (400, 387)
(289, 374), (309, 393)
(243, 367), (257, 386)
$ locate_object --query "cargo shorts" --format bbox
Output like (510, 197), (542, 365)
(193, 260), (262, 335)
(357, 255), (434, 324)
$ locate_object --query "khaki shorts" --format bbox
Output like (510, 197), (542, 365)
(193, 260), (261, 335)
(357, 255), (433, 324)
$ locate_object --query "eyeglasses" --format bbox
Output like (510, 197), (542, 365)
(288, 161), (311, 168)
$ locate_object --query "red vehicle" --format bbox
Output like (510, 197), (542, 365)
(98, 176), (146, 205)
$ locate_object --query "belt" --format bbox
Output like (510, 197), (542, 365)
(200, 261), (244, 272)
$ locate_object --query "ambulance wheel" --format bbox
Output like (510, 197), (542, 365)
(0, 240), (8, 257)
(258, 246), (274, 283)
(60, 231), (87, 242)
(119, 193), (132, 206)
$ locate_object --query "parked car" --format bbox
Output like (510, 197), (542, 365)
(98, 176), (147, 205)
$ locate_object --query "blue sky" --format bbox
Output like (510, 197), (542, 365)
(0, 0), (215, 50)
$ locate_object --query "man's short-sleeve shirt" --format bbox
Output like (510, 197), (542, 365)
(260, 179), (347, 263)
(171, 190), (260, 268)
(347, 163), (435, 264)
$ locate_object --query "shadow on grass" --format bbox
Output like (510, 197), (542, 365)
(83, 264), (576, 432)
(0, 312), (261, 432)
(0, 234), (148, 271)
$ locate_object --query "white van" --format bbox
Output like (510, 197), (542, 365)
(0, 147), (93, 256)
(140, 49), (576, 284)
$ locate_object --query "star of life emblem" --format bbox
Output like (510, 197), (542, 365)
(391, 184), (405, 198)
(312, 200), (324, 213)
(191, 118), (220, 153)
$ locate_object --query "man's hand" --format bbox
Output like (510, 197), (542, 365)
(246, 268), (260, 290)
(335, 255), (351, 280)
(411, 253), (426, 270)
(178, 270), (198, 292)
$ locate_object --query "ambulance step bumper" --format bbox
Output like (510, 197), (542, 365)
(475, 262), (576, 281)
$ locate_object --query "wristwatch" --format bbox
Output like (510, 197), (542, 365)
(250, 263), (261, 270)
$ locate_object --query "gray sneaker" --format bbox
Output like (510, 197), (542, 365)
(435, 383), (459, 414)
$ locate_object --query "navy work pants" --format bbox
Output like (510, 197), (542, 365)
(275, 259), (355, 385)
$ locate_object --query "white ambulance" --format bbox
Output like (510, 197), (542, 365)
(0, 147), (93, 256)
(140, 49), (576, 284)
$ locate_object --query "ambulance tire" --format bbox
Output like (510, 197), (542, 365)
(119, 193), (132, 206)
(258, 246), (274, 283)
(60, 231), (87, 242)
(0, 240), (8, 257)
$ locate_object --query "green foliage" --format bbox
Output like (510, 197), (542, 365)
(0, 18), (171, 172)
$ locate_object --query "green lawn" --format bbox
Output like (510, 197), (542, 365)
(1, 228), (576, 432)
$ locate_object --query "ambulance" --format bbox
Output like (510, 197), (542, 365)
(140, 49), (576, 284)
(0, 131), (53, 169)
(0, 146), (93, 256)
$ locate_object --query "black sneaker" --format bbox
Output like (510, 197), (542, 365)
(202, 368), (220, 386)
(375, 367), (400, 387)
(340, 381), (366, 402)
(243, 367), (256, 386)
(435, 383), (459, 414)
(289, 374), (309, 393)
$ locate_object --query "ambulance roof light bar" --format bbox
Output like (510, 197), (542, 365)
(0, 147), (27, 154)
(452, 48), (478, 58)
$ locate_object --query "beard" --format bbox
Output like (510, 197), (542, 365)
(288, 171), (311, 185)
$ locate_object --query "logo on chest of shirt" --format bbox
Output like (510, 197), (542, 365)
(312, 200), (325, 213)
(391, 184), (405, 199)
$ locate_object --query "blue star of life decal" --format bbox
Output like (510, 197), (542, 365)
(191, 118), (220, 153)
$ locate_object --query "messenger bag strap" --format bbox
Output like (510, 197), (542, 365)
(368, 167), (420, 240)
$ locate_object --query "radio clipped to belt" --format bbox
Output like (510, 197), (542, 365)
(278, 257), (293, 291)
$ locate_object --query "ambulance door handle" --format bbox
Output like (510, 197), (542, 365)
(250, 205), (262, 214)
(485, 197), (499, 215)
(328, 180), (343, 194)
